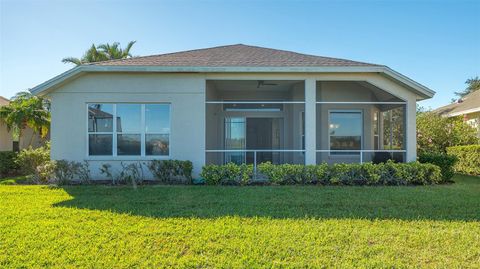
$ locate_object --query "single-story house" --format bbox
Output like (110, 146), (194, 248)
(30, 44), (435, 178)
(0, 96), (47, 151)
(433, 90), (480, 137)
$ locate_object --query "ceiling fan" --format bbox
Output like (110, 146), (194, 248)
(257, 80), (278, 88)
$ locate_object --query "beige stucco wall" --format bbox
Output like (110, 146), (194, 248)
(0, 120), (13, 151)
(47, 71), (420, 179)
(48, 73), (206, 179)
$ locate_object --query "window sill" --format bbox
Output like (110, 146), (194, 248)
(85, 156), (171, 161)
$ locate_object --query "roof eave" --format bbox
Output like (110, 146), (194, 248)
(30, 65), (435, 99)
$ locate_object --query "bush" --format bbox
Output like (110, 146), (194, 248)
(447, 145), (480, 176)
(417, 112), (479, 154)
(16, 143), (51, 183)
(202, 161), (443, 186)
(0, 151), (19, 177)
(147, 160), (193, 184)
(53, 160), (91, 185)
(418, 152), (457, 182)
(201, 163), (253, 185)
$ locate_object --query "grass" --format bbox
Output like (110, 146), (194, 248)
(1, 175), (479, 268)
(0, 175), (30, 185)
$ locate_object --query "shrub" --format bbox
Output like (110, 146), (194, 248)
(52, 160), (91, 185)
(147, 160), (193, 184)
(201, 163), (253, 185)
(16, 143), (52, 183)
(0, 151), (19, 177)
(202, 161), (443, 186)
(418, 152), (457, 182)
(447, 145), (480, 176)
(118, 162), (145, 187)
(99, 162), (145, 185)
(16, 143), (50, 175)
(257, 162), (305, 185)
(417, 112), (478, 154)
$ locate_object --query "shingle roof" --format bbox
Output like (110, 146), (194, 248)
(91, 44), (380, 67)
(0, 96), (9, 106)
(434, 90), (480, 116)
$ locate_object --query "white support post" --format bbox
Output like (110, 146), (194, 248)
(305, 79), (316, 165)
(406, 97), (417, 162)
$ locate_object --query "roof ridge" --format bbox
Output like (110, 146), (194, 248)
(88, 44), (381, 67)
(233, 44), (381, 66)
(86, 44), (246, 66)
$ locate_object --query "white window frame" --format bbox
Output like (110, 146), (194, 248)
(327, 109), (363, 157)
(86, 103), (171, 160)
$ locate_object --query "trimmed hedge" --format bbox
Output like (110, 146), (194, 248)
(201, 161), (443, 186)
(447, 145), (480, 176)
(0, 151), (19, 177)
(201, 163), (253, 185)
(418, 152), (457, 181)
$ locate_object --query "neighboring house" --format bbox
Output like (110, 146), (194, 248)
(434, 90), (480, 137)
(30, 44), (435, 178)
(0, 96), (46, 151)
(0, 96), (14, 151)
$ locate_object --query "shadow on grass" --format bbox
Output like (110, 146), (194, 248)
(54, 175), (480, 221)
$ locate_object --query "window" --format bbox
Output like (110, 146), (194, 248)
(87, 103), (170, 157)
(329, 111), (362, 155)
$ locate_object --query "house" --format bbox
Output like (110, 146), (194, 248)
(0, 96), (14, 151)
(30, 44), (435, 178)
(0, 96), (47, 151)
(434, 90), (480, 137)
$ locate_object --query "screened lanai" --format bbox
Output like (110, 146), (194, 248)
(205, 79), (407, 168)
(205, 80), (306, 165)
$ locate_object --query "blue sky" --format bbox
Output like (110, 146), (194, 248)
(1, 0), (479, 109)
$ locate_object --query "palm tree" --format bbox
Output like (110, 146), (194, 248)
(0, 92), (50, 147)
(98, 41), (136, 60)
(454, 76), (480, 98)
(62, 41), (136, 66)
(62, 44), (108, 65)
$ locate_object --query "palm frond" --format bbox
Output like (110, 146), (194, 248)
(62, 57), (82, 65)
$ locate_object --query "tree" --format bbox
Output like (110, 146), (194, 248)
(62, 41), (136, 65)
(454, 76), (480, 98)
(97, 41), (136, 60)
(417, 111), (478, 154)
(0, 92), (50, 147)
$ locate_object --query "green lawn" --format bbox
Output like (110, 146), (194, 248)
(1, 175), (479, 268)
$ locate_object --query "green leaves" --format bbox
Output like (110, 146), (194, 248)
(447, 145), (480, 176)
(0, 92), (50, 146)
(62, 41), (137, 65)
(417, 112), (479, 154)
(202, 161), (443, 186)
(147, 160), (193, 184)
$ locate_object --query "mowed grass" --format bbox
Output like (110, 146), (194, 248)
(1, 175), (479, 268)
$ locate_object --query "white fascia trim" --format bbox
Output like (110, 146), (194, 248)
(30, 65), (435, 98)
(447, 107), (480, 117)
(382, 67), (435, 98)
(30, 66), (84, 95)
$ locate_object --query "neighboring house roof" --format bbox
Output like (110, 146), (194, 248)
(434, 90), (480, 117)
(90, 44), (380, 67)
(0, 96), (10, 106)
(29, 44), (435, 99)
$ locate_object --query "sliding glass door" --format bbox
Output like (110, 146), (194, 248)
(224, 117), (283, 164)
(224, 117), (246, 164)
